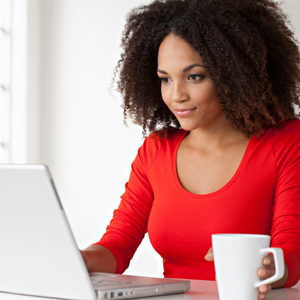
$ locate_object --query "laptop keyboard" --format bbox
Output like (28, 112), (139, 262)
(91, 279), (134, 288)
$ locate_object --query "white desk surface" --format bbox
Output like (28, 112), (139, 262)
(0, 280), (298, 300)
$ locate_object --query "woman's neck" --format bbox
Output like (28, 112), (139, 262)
(184, 121), (249, 152)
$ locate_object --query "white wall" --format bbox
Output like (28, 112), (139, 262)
(36, 0), (163, 277)
(26, 0), (300, 278)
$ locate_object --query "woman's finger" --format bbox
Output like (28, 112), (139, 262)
(258, 284), (272, 294)
(257, 253), (275, 279)
(204, 247), (214, 261)
(258, 285), (272, 300)
(256, 254), (275, 299)
(263, 254), (275, 269)
(257, 266), (275, 279)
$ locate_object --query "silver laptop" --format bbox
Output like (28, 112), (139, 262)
(0, 164), (190, 300)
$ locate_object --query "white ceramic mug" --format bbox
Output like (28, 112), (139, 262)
(212, 234), (285, 300)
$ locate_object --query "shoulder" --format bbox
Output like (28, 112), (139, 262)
(138, 128), (187, 162)
(275, 119), (300, 134)
(148, 127), (187, 142)
(271, 119), (300, 167)
(251, 119), (300, 166)
(272, 119), (300, 145)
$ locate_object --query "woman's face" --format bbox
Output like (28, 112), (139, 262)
(157, 34), (226, 132)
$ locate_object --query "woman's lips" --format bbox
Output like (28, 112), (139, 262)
(173, 108), (196, 117)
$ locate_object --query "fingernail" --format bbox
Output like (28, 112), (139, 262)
(261, 285), (268, 293)
(204, 254), (213, 261)
(264, 258), (271, 265)
(259, 269), (267, 277)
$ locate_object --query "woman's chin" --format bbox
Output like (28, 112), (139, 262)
(178, 122), (198, 132)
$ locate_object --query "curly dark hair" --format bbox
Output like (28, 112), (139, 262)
(115, 0), (300, 137)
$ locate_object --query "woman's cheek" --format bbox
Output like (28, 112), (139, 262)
(161, 89), (171, 108)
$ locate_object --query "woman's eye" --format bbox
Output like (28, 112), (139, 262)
(159, 77), (171, 84)
(188, 74), (205, 81)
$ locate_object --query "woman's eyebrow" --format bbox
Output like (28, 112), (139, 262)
(157, 69), (167, 74)
(183, 63), (206, 72)
(157, 63), (206, 74)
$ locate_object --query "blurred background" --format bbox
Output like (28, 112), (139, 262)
(0, 0), (299, 278)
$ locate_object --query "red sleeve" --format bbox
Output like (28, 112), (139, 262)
(271, 120), (300, 287)
(93, 135), (159, 273)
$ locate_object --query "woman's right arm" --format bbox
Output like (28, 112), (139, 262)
(81, 135), (160, 274)
(80, 245), (117, 273)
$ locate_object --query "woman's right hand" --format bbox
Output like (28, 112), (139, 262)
(80, 250), (92, 270)
(79, 245), (117, 273)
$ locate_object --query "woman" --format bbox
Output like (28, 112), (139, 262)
(81, 0), (300, 299)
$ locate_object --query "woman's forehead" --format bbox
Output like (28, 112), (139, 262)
(158, 34), (205, 68)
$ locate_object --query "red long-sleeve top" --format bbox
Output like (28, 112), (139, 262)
(95, 119), (300, 287)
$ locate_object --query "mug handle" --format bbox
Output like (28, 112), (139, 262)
(254, 247), (285, 288)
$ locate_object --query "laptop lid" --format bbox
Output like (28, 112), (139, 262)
(0, 165), (190, 300)
(0, 164), (97, 300)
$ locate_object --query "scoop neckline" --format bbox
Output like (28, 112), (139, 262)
(172, 130), (253, 199)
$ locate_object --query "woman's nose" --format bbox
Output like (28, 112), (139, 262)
(171, 82), (189, 103)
